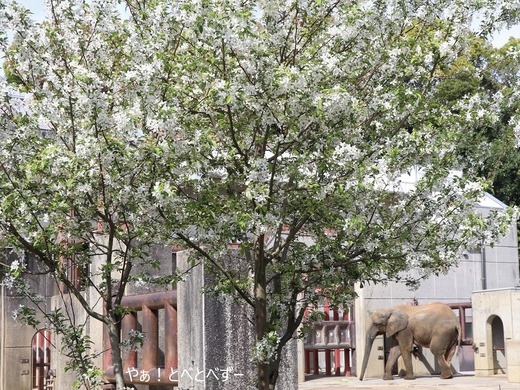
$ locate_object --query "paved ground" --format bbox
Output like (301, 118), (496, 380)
(299, 374), (520, 390)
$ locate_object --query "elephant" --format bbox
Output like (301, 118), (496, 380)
(359, 302), (460, 381)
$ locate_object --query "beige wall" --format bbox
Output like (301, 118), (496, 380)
(472, 288), (520, 380)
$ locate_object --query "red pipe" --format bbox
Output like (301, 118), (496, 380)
(103, 291), (179, 386)
(165, 303), (178, 368)
(121, 312), (138, 370)
(448, 303), (472, 344)
(345, 306), (351, 376)
(142, 305), (159, 370)
(120, 290), (177, 310)
(344, 349), (351, 376)
(102, 307), (112, 372)
(305, 350), (310, 374)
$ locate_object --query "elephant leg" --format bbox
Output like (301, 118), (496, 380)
(432, 346), (455, 379)
(400, 346), (416, 380)
(383, 345), (400, 380)
(434, 353), (453, 379)
(444, 337), (457, 366)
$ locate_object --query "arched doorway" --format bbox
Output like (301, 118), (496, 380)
(488, 316), (506, 374)
(31, 329), (53, 390)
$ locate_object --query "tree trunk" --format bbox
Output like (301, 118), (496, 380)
(258, 337), (283, 390)
(255, 236), (269, 390)
(255, 277), (269, 390)
(268, 356), (281, 390)
(107, 320), (125, 390)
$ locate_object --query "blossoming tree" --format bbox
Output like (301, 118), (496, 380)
(1, 0), (519, 389)
(0, 1), (180, 388)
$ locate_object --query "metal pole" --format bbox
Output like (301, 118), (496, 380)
(481, 246), (487, 290)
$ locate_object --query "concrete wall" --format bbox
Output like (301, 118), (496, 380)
(0, 260), (57, 390)
(177, 251), (298, 390)
(1, 289), (101, 390)
(359, 217), (518, 309)
(472, 288), (520, 380)
(506, 340), (520, 383)
(2, 295), (34, 390)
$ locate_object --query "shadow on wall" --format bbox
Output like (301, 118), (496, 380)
(489, 315), (506, 375)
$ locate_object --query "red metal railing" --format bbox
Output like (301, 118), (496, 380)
(448, 302), (473, 345)
(304, 302), (355, 376)
(103, 290), (178, 387)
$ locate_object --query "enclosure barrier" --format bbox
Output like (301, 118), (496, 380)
(304, 303), (355, 376)
(103, 290), (178, 388)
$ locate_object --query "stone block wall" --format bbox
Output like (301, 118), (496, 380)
(177, 251), (298, 390)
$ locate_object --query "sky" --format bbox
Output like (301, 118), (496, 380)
(12, 0), (520, 48)
(491, 24), (520, 47)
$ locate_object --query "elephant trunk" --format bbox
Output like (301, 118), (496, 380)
(359, 330), (376, 381)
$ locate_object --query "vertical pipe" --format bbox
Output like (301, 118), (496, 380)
(304, 350), (310, 374)
(343, 305), (351, 376)
(349, 305), (357, 376)
(325, 350), (331, 375)
(44, 330), (48, 381)
(334, 349), (341, 376)
(481, 246), (487, 290)
(142, 305), (158, 370)
(459, 307), (466, 342)
(303, 306), (310, 374)
(103, 314), (113, 371)
(164, 303), (178, 369)
(121, 313), (138, 370)
(344, 349), (351, 376)
(324, 300), (331, 375)
(313, 350), (319, 375)
(47, 331), (52, 380)
(333, 308), (340, 375)
(37, 332), (42, 390)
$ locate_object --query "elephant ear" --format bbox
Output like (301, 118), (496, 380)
(386, 309), (409, 337)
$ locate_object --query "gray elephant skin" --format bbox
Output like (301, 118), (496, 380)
(359, 302), (460, 381)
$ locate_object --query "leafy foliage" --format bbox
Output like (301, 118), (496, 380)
(434, 36), (520, 247)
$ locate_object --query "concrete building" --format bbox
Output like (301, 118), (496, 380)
(472, 288), (520, 382)
(0, 251), (57, 390)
